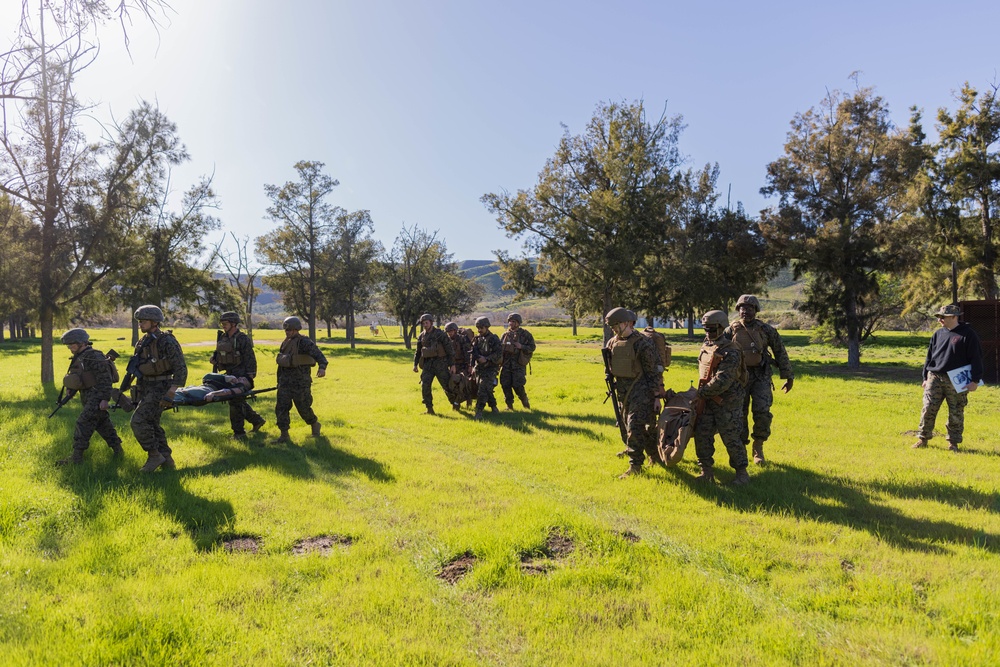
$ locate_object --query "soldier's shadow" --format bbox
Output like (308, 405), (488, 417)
(673, 462), (1000, 554)
(478, 408), (606, 441)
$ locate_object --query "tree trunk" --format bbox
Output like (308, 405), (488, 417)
(845, 294), (861, 370)
(39, 304), (54, 383)
(687, 308), (695, 337)
(131, 305), (140, 346)
(0, 320), (4, 342)
(980, 194), (998, 300)
(571, 310), (577, 336)
(347, 292), (356, 349)
(602, 290), (614, 345)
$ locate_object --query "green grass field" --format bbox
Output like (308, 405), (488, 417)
(1, 326), (998, 665)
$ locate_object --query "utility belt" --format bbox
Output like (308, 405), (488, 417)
(63, 371), (96, 391)
(277, 353), (316, 368)
(421, 344), (446, 358)
(142, 374), (174, 382)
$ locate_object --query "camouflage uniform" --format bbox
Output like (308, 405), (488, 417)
(130, 331), (187, 457)
(694, 337), (748, 471)
(413, 327), (456, 410)
(66, 346), (122, 456)
(212, 329), (265, 435)
(607, 331), (663, 469)
(723, 319), (793, 445)
(471, 330), (503, 412)
(275, 334), (328, 430)
(918, 374), (969, 444)
(500, 327), (536, 408)
(450, 331), (473, 375)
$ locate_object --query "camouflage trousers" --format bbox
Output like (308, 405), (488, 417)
(73, 393), (121, 452)
(617, 383), (657, 468)
(130, 381), (172, 455)
(500, 362), (529, 407)
(740, 366), (774, 444)
(229, 396), (265, 435)
(275, 372), (317, 430)
(475, 367), (499, 411)
(694, 388), (748, 471)
(918, 371), (969, 444)
(421, 359), (454, 408)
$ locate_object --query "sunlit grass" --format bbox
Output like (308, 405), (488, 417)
(1, 327), (998, 665)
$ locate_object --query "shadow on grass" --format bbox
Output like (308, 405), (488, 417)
(464, 407), (606, 441)
(792, 360), (922, 383)
(676, 463), (1000, 554)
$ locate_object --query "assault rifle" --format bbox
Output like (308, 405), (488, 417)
(601, 347), (629, 445)
(110, 341), (149, 412)
(48, 387), (77, 419)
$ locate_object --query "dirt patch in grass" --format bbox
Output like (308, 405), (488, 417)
(292, 534), (354, 555)
(221, 535), (260, 554)
(437, 551), (476, 584)
(620, 530), (641, 543)
(520, 557), (554, 575)
(545, 528), (575, 557)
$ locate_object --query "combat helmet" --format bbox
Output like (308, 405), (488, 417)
(60, 328), (90, 345)
(701, 310), (729, 329)
(220, 311), (241, 324)
(282, 316), (303, 331)
(134, 305), (164, 322)
(605, 307), (637, 326)
(735, 295), (761, 312)
(475, 316), (491, 328)
(417, 313), (434, 325)
(507, 313), (523, 324)
(444, 322), (459, 332)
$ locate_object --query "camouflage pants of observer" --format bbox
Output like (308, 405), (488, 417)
(73, 393), (121, 452)
(130, 381), (172, 455)
(500, 363), (529, 407)
(476, 368), (499, 412)
(621, 388), (657, 468)
(421, 359), (454, 408)
(275, 377), (317, 431)
(694, 390), (748, 470)
(740, 367), (774, 444)
(918, 371), (969, 444)
(229, 396), (265, 435)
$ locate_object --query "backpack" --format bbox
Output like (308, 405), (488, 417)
(641, 327), (671, 369)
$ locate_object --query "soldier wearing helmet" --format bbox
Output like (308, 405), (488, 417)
(470, 316), (502, 419)
(55, 328), (123, 465)
(129, 305), (187, 472)
(445, 322), (474, 408)
(604, 307), (666, 478)
(722, 294), (794, 465)
(274, 315), (328, 443)
(411, 313), (457, 415)
(695, 310), (749, 485)
(211, 311), (266, 441)
(500, 312), (536, 411)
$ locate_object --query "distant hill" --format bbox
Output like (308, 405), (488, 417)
(458, 260), (514, 300)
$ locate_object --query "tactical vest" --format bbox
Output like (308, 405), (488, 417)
(501, 330), (533, 367)
(277, 336), (316, 368)
(608, 334), (643, 379)
(641, 327), (671, 369)
(420, 334), (447, 359)
(732, 321), (767, 367)
(63, 355), (96, 390)
(698, 339), (748, 387)
(137, 336), (174, 378)
(215, 333), (242, 367)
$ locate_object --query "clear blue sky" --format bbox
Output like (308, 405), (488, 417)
(3, 0), (999, 261)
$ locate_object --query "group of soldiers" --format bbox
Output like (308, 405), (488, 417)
(413, 312), (536, 420)
(55, 306), (327, 471)
(604, 294), (793, 485)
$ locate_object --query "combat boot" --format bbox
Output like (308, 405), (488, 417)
(694, 465), (715, 484)
(251, 420), (266, 433)
(505, 403), (515, 411)
(452, 402), (461, 411)
(490, 404), (500, 414)
(109, 442), (124, 457)
(474, 410), (484, 421)
(233, 432), (249, 443)
(948, 443), (960, 453)
(311, 421), (322, 437)
(139, 450), (166, 473)
(161, 454), (176, 470)
(57, 450), (85, 466)
(425, 406), (436, 416)
(730, 468), (751, 486)
(275, 430), (291, 444)
(751, 439), (765, 465)
(618, 464), (643, 479)
(911, 438), (928, 449)
(520, 398), (530, 409)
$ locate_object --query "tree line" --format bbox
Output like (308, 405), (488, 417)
(484, 85), (1000, 368)
(0, 1), (482, 382)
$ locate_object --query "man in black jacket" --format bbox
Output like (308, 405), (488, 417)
(912, 304), (984, 452)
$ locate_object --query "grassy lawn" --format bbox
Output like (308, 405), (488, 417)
(1, 326), (998, 665)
